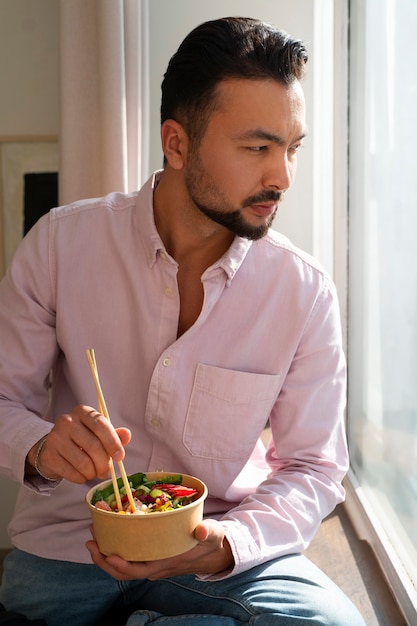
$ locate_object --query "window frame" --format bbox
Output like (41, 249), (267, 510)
(333, 1), (417, 622)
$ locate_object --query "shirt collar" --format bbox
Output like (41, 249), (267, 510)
(136, 171), (166, 267)
(136, 170), (253, 284)
(204, 236), (252, 286)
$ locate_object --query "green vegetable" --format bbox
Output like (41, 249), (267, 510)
(144, 474), (183, 487)
(91, 472), (146, 505)
(149, 488), (168, 499)
(90, 472), (183, 505)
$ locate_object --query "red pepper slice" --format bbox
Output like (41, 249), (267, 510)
(154, 484), (198, 498)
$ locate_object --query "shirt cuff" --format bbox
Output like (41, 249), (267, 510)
(24, 473), (62, 494)
(197, 519), (262, 581)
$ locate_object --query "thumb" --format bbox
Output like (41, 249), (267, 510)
(115, 427), (131, 447)
(194, 520), (214, 543)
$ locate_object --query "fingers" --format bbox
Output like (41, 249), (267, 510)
(86, 520), (234, 581)
(41, 438), (94, 483)
(115, 427), (132, 448)
(78, 407), (126, 461)
(85, 541), (130, 580)
(86, 538), (149, 581)
(194, 521), (211, 543)
(40, 405), (130, 483)
(86, 540), (174, 581)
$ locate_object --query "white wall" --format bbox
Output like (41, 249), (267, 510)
(148, 0), (316, 254)
(0, 0), (324, 548)
(0, 0), (59, 136)
(0, 0), (59, 549)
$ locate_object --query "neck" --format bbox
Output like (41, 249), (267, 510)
(153, 169), (234, 266)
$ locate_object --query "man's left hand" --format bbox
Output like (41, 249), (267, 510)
(86, 518), (234, 580)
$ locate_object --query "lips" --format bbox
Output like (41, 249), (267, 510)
(251, 202), (277, 217)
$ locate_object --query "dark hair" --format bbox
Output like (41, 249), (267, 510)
(161, 17), (308, 141)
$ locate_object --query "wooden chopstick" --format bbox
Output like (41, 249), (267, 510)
(95, 398), (123, 512)
(85, 348), (136, 513)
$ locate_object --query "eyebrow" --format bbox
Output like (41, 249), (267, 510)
(234, 128), (308, 145)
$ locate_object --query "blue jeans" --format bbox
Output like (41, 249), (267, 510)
(0, 549), (365, 626)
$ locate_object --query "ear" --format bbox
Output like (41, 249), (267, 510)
(160, 119), (188, 170)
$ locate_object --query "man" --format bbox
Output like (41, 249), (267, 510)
(0, 17), (365, 626)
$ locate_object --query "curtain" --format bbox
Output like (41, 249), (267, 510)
(59, 0), (150, 205)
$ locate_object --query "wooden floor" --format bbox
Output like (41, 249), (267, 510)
(305, 504), (406, 625)
(0, 505), (406, 625)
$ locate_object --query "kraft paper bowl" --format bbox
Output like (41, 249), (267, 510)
(85, 472), (208, 561)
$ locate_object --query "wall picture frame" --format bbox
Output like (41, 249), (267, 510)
(0, 138), (58, 277)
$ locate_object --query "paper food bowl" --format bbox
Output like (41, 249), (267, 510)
(85, 472), (208, 561)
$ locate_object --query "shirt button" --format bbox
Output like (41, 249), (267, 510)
(164, 287), (173, 296)
(162, 357), (171, 366)
(150, 418), (160, 428)
(155, 467), (164, 473)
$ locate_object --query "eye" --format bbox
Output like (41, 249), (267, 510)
(289, 142), (304, 154)
(247, 145), (268, 152)
(287, 144), (303, 159)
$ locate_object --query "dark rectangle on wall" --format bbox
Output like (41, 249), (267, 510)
(23, 172), (58, 235)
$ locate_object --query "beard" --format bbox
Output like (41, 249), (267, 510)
(184, 148), (283, 241)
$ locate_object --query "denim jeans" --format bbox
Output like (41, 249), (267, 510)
(0, 549), (365, 626)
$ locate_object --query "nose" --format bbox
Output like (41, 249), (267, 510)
(262, 151), (295, 193)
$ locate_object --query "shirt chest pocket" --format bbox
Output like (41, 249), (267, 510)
(183, 363), (281, 460)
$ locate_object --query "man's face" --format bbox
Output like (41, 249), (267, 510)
(184, 78), (306, 240)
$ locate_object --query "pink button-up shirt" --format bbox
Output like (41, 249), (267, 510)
(0, 172), (348, 577)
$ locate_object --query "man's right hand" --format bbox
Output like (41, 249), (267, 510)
(25, 405), (131, 483)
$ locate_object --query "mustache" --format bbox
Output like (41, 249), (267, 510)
(243, 189), (284, 206)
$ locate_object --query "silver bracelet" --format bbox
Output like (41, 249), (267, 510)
(34, 435), (57, 481)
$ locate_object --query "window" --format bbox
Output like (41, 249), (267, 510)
(347, 0), (417, 618)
